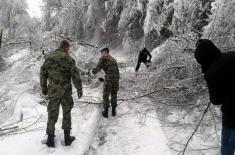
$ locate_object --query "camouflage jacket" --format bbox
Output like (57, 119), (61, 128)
(40, 49), (82, 99)
(93, 55), (120, 81)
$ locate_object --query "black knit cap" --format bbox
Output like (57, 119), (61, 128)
(194, 39), (222, 73)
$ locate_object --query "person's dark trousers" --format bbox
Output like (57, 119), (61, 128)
(135, 62), (141, 72)
(221, 127), (235, 155)
(135, 61), (150, 72)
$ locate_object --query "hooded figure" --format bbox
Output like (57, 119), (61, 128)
(195, 39), (235, 155)
(135, 48), (152, 72)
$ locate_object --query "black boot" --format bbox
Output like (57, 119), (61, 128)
(102, 108), (109, 118)
(64, 130), (76, 146)
(46, 134), (55, 148)
(112, 107), (116, 117)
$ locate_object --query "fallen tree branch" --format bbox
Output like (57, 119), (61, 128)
(0, 126), (18, 132)
(175, 74), (203, 86)
(73, 75), (205, 106)
(0, 115), (42, 137)
(181, 102), (211, 155)
(172, 15), (203, 37)
(59, 35), (98, 48)
(118, 87), (170, 101)
(2, 40), (30, 48)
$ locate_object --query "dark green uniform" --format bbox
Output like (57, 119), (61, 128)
(93, 55), (120, 109)
(40, 49), (82, 135)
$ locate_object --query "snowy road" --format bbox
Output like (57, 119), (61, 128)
(88, 97), (172, 155)
(0, 49), (172, 155)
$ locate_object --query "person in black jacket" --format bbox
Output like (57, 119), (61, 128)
(194, 39), (235, 155)
(135, 48), (152, 72)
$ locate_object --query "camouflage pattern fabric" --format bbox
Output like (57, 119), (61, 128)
(46, 96), (74, 135)
(40, 49), (82, 99)
(93, 55), (120, 108)
(92, 55), (120, 81)
(103, 79), (119, 108)
(40, 49), (82, 135)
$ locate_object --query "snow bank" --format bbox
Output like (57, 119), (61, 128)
(6, 49), (30, 63)
(151, 42), (168, 65)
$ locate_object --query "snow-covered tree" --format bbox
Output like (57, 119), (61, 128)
(0, 0), (30, 40)
(42, 0), (63, 31)
(171, 0), (213, 36)
(204, 0), (235, 38)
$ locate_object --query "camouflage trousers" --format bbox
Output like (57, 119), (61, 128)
(46, 96), (74, 135)
(103, 79), (119, 109)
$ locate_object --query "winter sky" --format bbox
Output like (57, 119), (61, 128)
(26, 0), (43, 18)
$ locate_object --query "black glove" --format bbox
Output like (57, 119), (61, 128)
(99, 78), (104, 82)
(42, 87), (48, 95)
(88, 70), (96, 78)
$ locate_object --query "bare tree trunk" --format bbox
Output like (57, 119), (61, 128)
(29, 36), (32, 49)
(0, 29), (3, 49)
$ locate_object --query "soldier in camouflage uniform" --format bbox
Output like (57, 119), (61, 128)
(40, 40), (83, 147)
(92, 48), (120, 118)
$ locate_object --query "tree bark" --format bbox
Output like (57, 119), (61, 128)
(0, 29), (3, 49)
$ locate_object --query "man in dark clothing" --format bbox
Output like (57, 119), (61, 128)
(135, 48), (152, 72)
(92, 48), (120, 118)
(40, 40), (83, 147)
(194, 39), (235, 155)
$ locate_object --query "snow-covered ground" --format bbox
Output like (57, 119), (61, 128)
(0, 49), (172, 155)
(88, 97), (172, 155)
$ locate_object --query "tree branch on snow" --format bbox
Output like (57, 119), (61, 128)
(0, 115), (43, 137)
(1, 40), (31, 48)
(59, 35), (98, 48)
(0, 29), (3, 49)
(0, 126), (19, 132)
(172, 15), (203, 37)
(181, 102), (211, 155)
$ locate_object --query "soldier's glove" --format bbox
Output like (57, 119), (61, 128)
(99, 78), (104, 82)
(88, 70), (96, 79)
(77, 91), (83, 99)
(86, 70), (91, 76)
(42, 87), (48, 95)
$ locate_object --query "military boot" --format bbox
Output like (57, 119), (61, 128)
(102, 108), (109, 118)
(64, 130), (76, 146)
(46, 134), (55, 148)
(112, 107), (116, 117)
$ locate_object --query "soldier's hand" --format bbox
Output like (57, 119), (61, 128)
(99, 78), (104, 82)
(42, 88), (48, 95)
(77, 91), (83, 99)
(89, 70), (96, 78)
(87, 70), (91, 76)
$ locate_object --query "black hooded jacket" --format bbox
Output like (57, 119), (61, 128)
(195, 39), (235, 128)
(138, 48), (152, 63)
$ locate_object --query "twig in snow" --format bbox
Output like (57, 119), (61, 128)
(0, 115), (43, 137)
(1, 40), (31, 48)
(0, 126), (19, 132)
(181, 102), (211, 155)
(172, 15), (203, 37)
(209, 106), (219, 138)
